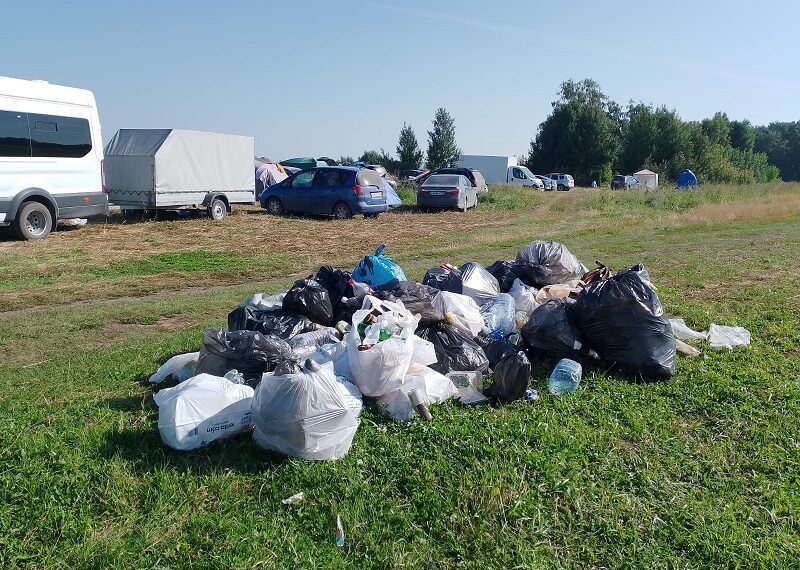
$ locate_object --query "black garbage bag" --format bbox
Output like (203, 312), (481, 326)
(314, 266), (354, 304)
(521, 299), (584, 359)
(417, 323), (489, 375)
(388, 282), (444, 327)
(228, 306), (315, 340)
(572, 264), (675, 379)
(196, 328), (294, 382)
(459, 262), (500, 306)
(477, 336), (519, 369)
(422, 266), (463, 294)
(514, 240), (584, 287)
(486, 260), (519, 293)
(282, 279), (335, 325)
(485, 350), (531, 403)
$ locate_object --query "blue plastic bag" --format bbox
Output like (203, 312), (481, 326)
(353, 244), (407, 290)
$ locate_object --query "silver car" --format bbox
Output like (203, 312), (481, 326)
(417, 174), (478, 211)
(535, 174), (555, 190)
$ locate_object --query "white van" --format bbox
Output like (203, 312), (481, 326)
(0, 76), (107, 240)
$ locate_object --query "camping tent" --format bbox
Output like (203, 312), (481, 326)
(676, 169), (698, 189)
(104, 129), (255, 208)
(280, 157), (317, 170)
(634, 169), (659, 190)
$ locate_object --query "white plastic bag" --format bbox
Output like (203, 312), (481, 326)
(149, 352), (200, 384)
(509, 278), (539, 317)
(311, 341), (353, 380)
(346, 296), (419, 397)
(669, 318), (708, 341)
(376, 363), (458, 421)
(252, 361), (362, 460)
(411, 335), (438, 367)
(708, 324), (751, 350)
(432, 291), (484, 336)
(153, 373), (254, 451)
(240, 292), (286, 312)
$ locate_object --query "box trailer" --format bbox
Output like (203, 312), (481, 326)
(457, 155), (541, 188)
(104, 128), (255, 219)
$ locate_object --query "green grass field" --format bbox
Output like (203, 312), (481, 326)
(1, 184), (799, 568)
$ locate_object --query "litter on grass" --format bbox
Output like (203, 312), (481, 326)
(147, 241), (752, 460)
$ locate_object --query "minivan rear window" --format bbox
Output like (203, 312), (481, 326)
(0, 110), (31, 157)
(356, 170), (384, 187)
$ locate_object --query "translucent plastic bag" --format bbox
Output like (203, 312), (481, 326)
(240, 292), (286, 312)
(375, 363), (458, 421)
(669, 318), (708, 341)
(149, 352), (200, 384)
(480, 293), (516, 338)
(708, 324), (750, 350)
(459, 262), (500, 306)
(289, 328), (341, 360)
(509, 278), (539, 317)
(346, 296), (420, 397)
(252, 361), (362, 460)
(432, 291), (485, 336)
(154, 374), (254, 451)
(515, 240), (585, 287)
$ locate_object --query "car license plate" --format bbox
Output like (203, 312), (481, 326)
(370, 191), (382, 198)
(430, 191), (444, 196)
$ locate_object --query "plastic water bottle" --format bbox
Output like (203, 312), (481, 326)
(548, 359), (582, 395)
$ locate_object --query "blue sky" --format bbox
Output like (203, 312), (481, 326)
(3, 0), (798, 159)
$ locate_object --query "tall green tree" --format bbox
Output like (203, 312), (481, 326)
(729, 120), (756, 152)
(701, 112), (732, 145)
(359, 150), (383, 165)
(527, 79), (618, 183)
(426, 108), (461, 169)
(396, 123), (424, 171)
(755, 121), (800, 181)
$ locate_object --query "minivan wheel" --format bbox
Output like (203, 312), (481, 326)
(333, 202), (352, 220)
(557, 184), (566, 191)
(265, 197), (284, 216)
(14, 201), (53, 240)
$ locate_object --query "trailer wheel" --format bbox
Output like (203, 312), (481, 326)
(14, 201), (53, 240)
(208, 198), (227, 221)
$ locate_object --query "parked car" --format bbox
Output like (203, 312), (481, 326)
(260, 166), (388, 219)
(611, 175), (642, 190)
(399, 169), (425, 180)
(417, 174), (478, 211)
(457, 155), (539, 188)
(1, 75), (107, 240)
(535, 174), (555, 190)
(546, 173), (575, 191)
(415, 167), (488, 193)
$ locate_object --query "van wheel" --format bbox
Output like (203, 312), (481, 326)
(557, 184), (566, 191)
(333, 202), (352, 220)
(14, 201), (53, 240)
(208, 198), (227, 220)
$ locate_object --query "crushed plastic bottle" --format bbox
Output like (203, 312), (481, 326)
(548, 358), (582, 395)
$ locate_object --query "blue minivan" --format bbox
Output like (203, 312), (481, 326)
(259, 166), (388, 219)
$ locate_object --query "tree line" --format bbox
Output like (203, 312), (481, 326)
(357, 79), (799, 184)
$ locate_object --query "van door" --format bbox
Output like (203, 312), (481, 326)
(283, 170), (314, 212)
(309, 169), (342, 214)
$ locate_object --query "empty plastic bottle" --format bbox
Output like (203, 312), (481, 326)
(548, 358), (582, 395)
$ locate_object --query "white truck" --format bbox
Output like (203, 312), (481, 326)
(457, 155), (542, 188)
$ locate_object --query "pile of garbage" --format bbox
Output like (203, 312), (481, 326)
(148, 241), (750, 460)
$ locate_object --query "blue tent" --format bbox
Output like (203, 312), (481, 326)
(383, 178), (402, 206)
(676, 169), (698, 189)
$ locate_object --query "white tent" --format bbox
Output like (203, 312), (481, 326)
(634, 169), (659, 190)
